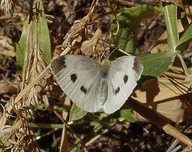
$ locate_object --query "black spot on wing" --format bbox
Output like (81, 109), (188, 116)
(51, 56), (66, 74)
(115, 87), (120, 95)
(114, 75), (128, 96)
(133, 58), (142, 74)
(71, 73), (77, 83)
(80, 86), (87, 94)
(123, 75), (128, 84)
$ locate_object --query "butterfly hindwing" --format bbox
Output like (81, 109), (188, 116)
(51, 55), (105, 112)
(103, 56), (143, 114)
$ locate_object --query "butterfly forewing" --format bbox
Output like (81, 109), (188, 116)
(103, 56), (143, 114)
(51, 55), (105, 112)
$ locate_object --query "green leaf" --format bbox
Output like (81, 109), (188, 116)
(111, 4), (159, 54)
(163, 4), (179, 52)
(138, 52), (175, 77)
(16, 0), (51, 68)
(35, 2), (51, 64)
(176, 24), (192, 50)
(120, 109), (136, 122)
(16, 19), (28, 68)
(69, 104), (88, 122)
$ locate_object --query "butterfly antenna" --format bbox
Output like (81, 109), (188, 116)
(106, 39), (130, 61)
(105, 46), (117, 61)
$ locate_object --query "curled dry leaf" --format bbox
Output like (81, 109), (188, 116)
(81, 28), (109, 57)
(81, 28), (101, 56)
(61, 1), (97, 56)
(60, 0), (109, 60)
(132, 66), (192, 123)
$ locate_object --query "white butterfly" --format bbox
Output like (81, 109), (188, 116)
(51, 55), (143, 114)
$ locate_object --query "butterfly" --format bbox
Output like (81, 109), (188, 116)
(51, 55), (143, 114)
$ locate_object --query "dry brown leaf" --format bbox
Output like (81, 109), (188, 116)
(61, 1), (98, 56)
(0, 80), (12, 94)
(81, 28), (109, 57)
(81, 28), (102, 56)
(132, 66), (192, 123)
(0, 36), (16, 57)
(185, 72), (192, 81)
(59, 0), (109, 61)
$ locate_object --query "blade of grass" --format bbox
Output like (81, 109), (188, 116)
(176, 24), (192, 50)
(163, 4), (179, 53)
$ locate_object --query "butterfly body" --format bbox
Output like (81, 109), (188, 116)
(51, 55), (143, 114)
